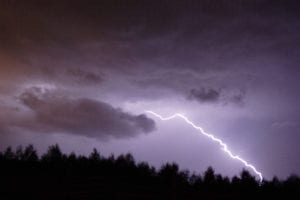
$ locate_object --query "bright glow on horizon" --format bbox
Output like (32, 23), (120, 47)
(146, 110), (263, 182)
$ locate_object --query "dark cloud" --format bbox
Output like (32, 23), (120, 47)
(1, 0), (299, 72)
(187, 88), (245, 105)
(188, 88), (220, 103)
(0, 0), (299, 94)
(0, 87), (156, 140)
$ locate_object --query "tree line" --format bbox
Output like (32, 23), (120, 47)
(0, 144), (299, 199)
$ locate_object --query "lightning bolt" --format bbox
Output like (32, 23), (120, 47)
(146, 110), (263, 182)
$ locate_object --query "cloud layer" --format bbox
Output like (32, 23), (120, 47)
(0, 87), (155, 140)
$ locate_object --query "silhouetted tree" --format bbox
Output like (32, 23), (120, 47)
(116, 153), (135, 169)
(272, 176), (280, 186)
(15, 145), (23, 160)
(3, 146), (14, 160)
(41, 144), (63, 162)
(203, 166), (215, 185)
(22, 144), (38, 162)
(190, 173), (202, 185)
(239, 170), (258, 194)
(137, 162), (156, 177)
(240, 170), (258, 184)
(232, 175), (240, 185)
(68, 152), (77, 161)
(89, 148), (101, 161)
(159, 163), (179, 178)
(284, 174), (300, 193)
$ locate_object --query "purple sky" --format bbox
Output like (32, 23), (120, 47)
(1, 0), (300, 180)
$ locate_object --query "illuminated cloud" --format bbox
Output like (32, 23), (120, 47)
(0, 87), (156, 140)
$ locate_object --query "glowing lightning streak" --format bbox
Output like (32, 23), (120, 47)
(146, 110), (263, 182)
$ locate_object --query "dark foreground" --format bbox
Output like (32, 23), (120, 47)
(0, 145), (299, 199)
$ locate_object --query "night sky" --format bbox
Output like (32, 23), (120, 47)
(1, 0), (300, 180)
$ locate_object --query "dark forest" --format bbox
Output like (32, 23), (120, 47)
(1, 144), (299, 199)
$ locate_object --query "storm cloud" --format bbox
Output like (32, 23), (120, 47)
(188, 88), (220, 103)
(0, 87), (156, 140)
(187, 88), (246, 106)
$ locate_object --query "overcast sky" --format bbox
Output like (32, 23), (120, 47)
(1, 0), (300, 180)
